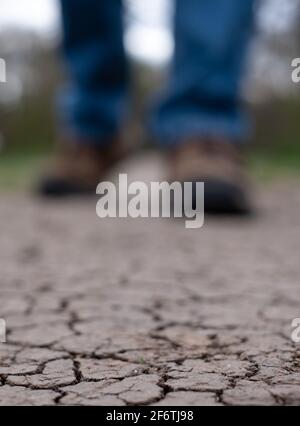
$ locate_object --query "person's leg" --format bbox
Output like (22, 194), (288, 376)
(155, 0), (255, 214)
(59, 0), (128, 143)
(153, 0), (255, 145)
(38, 0), (128, 197)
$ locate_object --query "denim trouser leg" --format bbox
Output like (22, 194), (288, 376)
(152, 0), (255, 146)
(59, 0), (128, 143)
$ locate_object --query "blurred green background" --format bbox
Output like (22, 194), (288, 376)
(0, 9), (300, 191)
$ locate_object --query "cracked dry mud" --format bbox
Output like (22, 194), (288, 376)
(0, 158), (300, 406)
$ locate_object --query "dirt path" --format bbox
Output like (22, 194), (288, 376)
(0, 156), (300, 406)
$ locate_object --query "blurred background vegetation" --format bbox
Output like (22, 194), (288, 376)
(0, 0), (300, 191)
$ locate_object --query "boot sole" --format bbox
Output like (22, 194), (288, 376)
(187, 179), (252, 216)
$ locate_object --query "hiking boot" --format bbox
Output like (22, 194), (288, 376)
(37, 138), (125, 197)
(169, 138), (252, 215)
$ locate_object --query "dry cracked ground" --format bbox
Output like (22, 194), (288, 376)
(0, 155), (300, 406)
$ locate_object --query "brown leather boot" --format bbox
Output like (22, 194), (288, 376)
(169, 138), (252, 215)
(37, 138), (126, 197)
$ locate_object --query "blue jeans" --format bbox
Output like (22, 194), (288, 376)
(59, 0), (254, 145)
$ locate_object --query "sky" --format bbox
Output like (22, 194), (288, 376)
(0, 0), (173, 64)
(0, 0), (298, 65)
